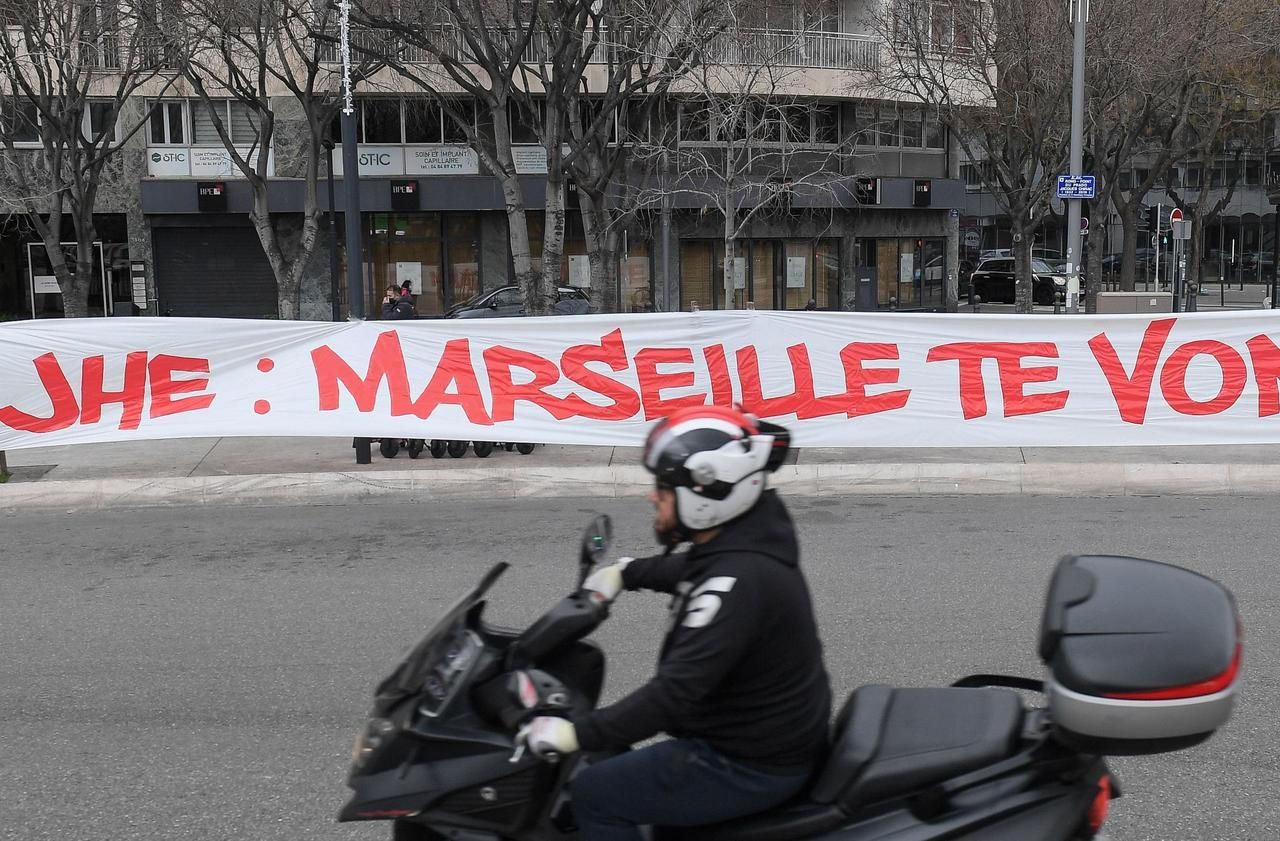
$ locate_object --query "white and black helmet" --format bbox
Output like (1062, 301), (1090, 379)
(643, 406), (791, 542)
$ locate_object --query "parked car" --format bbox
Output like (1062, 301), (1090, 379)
(1242, 252), (1276, 280)
(968, 257), (1066, 305)
(443, 285), (592, 319)
(1102, 249), (1157, 277)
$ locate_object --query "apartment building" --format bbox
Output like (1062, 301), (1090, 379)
(0, 0), (967, 320)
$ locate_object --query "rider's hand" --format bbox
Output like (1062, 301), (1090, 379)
(583, 557), (634, 603)
(519, 716), (579, 760)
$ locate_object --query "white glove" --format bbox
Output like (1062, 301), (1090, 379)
(582, 557), (634, 603)
(518, 716), (579, 760)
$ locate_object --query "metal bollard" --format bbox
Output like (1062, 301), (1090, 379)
(971, 294), (982, 313)
(0, 449), (8, 482)
(889, 295), (898, 311)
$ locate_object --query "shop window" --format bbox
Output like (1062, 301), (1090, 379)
(680, 240), (720, 311)
(853, 104), (876, 146)
(1245, 161), (1261, 185)
(509, 100), (544, 145)
(622, 239), (653, 313)
(87, 101), (120, 143)
(447, 214), (480, 305)
(877, 106), (900, 147)
(442, 100), (475, 143)
(814, 240), (839, 309)
(1186, 166), (1202, 187)
(813, 104), (839, 145)
(678, 101), (710, 143)
(148, 101), (185, 144)
(192, 99), (259, 146)
(925, 112), (946, 149)
(362, 99), (403, 143)
(404, 99), (443, 143)
(902, 108), (924, 148)
(3, 99), (41, 144)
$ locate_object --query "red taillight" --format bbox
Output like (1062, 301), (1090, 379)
(1087, 775), (1112, 834)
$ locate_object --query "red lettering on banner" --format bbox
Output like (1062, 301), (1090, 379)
(635, 347), (707, 420)
(559, 329), (641, 422)
(736, 345), (850, 420)
(1159, 340), (1247, 416)
(927, 342), (1067, 419)
(737, 346), (804, 417)
(0, 352), (217, 434)
(484, 346), (574, 423)
(312, 331), (416, 414)
(1088, 318), (1175, 425)
(1247, 334), (1280, 417)
(80, 352), (148, 429)
(148, 355), (215, 419)
(703, 345), (735, 407)
(411, 339), (492, 424)
(840, 343), (912, 417)
(0, 353), (81, 433)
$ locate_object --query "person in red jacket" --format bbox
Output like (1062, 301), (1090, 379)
(520, 407), (832, 841)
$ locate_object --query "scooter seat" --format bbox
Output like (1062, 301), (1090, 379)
(811, 685), (1024, 811)
(661, 685), (1024, 841)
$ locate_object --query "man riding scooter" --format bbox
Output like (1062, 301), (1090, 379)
(520, 406), (832, 840)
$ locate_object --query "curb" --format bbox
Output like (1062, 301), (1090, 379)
(4, 462), (1280, 510)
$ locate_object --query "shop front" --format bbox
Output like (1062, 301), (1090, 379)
(678, 238), (840, 311)
(856, 236), (947, 309)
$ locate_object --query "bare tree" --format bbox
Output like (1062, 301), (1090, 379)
(632, 1), (860, 310)
(0, 0), (172, 317)
(875, 0), (1072, 313)
(172, 0), (380, 319)
(351, 0), (568, 314)
(1081, 0), (1278, 301)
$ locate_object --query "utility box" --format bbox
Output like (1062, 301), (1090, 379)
(1096, 291), (1173, 314)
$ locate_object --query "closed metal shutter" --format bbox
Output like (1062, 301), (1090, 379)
(153, 226), (278, 318)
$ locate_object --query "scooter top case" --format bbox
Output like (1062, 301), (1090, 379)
(1040, 555), (1241, 755)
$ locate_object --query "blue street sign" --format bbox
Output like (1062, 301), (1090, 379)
(949, 208), (959, 218)
(1056, 175), (1096, 200)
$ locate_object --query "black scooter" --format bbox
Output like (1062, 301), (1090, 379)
(339, 516), (1240, 841)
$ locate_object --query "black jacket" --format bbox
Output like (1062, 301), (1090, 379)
(574, 491), (832, 773)
(382, 294), (414, 320)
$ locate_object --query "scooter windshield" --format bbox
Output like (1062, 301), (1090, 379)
(372, 562), (508, 712)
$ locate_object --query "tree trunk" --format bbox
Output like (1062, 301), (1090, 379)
(1012, 220), (1035, 313)
(540, 179), (567, 317)
(39, 227), (90, 318)
(251, 206), (296, 320)
(579, 193), (613, 313)
(1086, 218), (1104, 313)
(1118, 203), (1139, 292)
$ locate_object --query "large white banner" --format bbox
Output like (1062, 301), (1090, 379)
(3, 311), (1280, 451)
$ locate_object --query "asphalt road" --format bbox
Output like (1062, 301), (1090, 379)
(2, 495), (1276, 841)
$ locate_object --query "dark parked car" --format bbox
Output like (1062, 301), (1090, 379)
(443, 285), (592, 319)
(968, 258), (1066, 305)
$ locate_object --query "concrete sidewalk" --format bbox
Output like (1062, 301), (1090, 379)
(7, 436), (1280, 509)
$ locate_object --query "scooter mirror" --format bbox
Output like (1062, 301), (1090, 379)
(579, 514), (613, 586)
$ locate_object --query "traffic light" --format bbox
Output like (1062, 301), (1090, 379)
(1142, 205), (1158, 232)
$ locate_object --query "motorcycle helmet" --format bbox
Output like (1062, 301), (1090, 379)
(642, 406), (791, 545)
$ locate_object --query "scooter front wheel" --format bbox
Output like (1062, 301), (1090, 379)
(472, 441), (495, 458)
(446, 440), (469, 458)
(407, 439), (425, 459)
(516, 442), (535, 455)
(379, 439), (400, 459)
(428, 440), (448, 459)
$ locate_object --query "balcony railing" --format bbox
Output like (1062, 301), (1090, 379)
(319, 26), (879, 72)
(706, 28), (880, 71)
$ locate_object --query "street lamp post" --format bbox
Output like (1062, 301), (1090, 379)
(322, 138), (340, 322)
(339, 0), (371, 465)
(1065, 0), (1087, 313)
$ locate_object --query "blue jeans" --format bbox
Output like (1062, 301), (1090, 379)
(570, 739), (811, 841)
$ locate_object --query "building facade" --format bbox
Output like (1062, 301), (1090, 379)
(0, 3), (967, 321)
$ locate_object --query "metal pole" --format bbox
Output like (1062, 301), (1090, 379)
(1154, 202), (1161, 293)
(339, 0), (364, 322)
(339, 0), (370, 465)
(1065, 0), (1087, 313)
(1272, 204), (1279, 308)
(325, 140), (340, 322)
